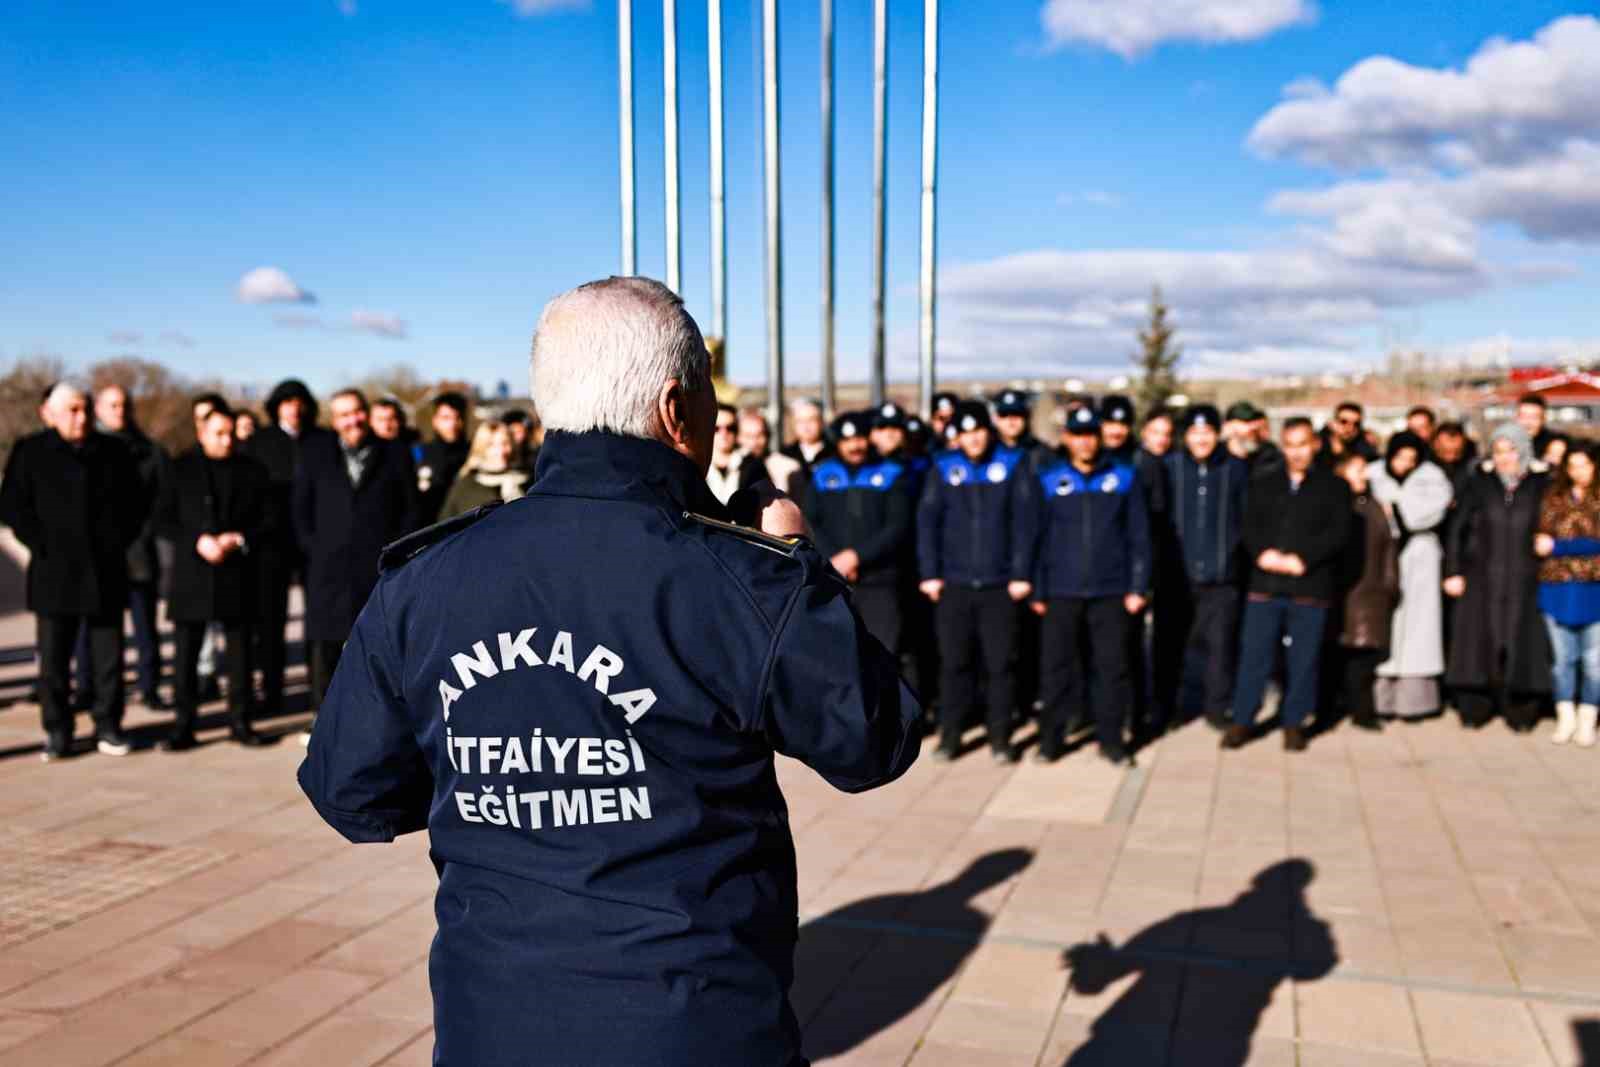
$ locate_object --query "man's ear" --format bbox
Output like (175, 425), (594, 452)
(658, 379), (691, 452)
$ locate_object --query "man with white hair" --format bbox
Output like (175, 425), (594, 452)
(780, 396), (830, 474)
(0, 381), (145, 760)
(299, 276), (921, 1066)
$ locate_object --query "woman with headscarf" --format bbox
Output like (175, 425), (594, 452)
(1443, 423), (1553, 730)
(1534, 442), (1600, 747)
(1369, 430), (1453, 721)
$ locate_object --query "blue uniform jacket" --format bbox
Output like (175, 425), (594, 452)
(802, 455), (914, 586)
(916, 446), (1037, 589)
(1032, 455), (1152, 600)
(298, 431), (922, 1067)
(1163, 450), (1249, 587)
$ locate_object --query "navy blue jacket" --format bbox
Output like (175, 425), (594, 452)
(802, 454), (914, 587)
(298, 431), (921, 1067)
(1163, 449), (1249, 588)
(917, 445), (1037, 589)
(1032, 455), (1151, 600)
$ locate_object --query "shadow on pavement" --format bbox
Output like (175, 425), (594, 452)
(797, 848), (1033, 1062)
(1059, 858), (1337, 1066)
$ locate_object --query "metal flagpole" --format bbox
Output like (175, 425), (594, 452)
(663, 0), (682, 294)
(918, 0), (939, 416)
(870, 0), (888, 406)
(708, 0), (726, 339)
(619, 0), (636, 275)
(762, 0), (785, 439)
(819, 0), (836, 417)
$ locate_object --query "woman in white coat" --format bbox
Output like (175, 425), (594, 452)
(1369, 431), (1454, 719)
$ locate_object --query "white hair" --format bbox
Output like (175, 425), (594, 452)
(529, 277), (710, 439)
(789, 397), (823, 419)
(45, 380), (89, 410)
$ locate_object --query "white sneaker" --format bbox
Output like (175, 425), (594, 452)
(96, 736), (132, 757)
(1552, 701), (1578, 745)
(1577, 705), (1599, 749)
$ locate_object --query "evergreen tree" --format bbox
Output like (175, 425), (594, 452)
(1133, 286), (1182, 414)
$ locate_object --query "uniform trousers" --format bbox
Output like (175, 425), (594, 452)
(39, 614), (122, 736)
(853, 584), (903, 657)
(173, 622), (252, 737)
(1154, 581), (1239, 722)
(1232, 596), (1328, 730)
(936, 585), (1018, 754)
(1038, 596), (1133, 756)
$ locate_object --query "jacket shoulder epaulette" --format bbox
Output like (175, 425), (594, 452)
(681, 510), (806, 558)
(379, 499), (504, 573)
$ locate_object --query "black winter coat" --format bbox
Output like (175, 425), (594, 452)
(103, 426), (168, 585)
(293, 434), (419, 642)
(1240, 465), (1352, 602)
(1163, 450), (1249, 588)
(1444, 466), (1553, 694)
(243, 425), (334, 564)
(157, 451), (274, 623)
(0, 431), (143, 616)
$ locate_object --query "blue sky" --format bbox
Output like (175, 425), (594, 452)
(3, 1), (1598, 393)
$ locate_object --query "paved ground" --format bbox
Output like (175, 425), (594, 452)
(0, 602), (1597, 1065)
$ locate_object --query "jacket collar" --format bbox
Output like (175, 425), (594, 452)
(533, 431), (726, 516)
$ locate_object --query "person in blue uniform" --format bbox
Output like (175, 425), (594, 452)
(992, 388), (1050, 468)
(299, 277), (921, 1067)
(1031, 406), (1151, 764)
(1157, 405), (1250, 729)
(929, 391), (960, 443)
(802, 411), (915, 652)
(917, 401), (1037, 762)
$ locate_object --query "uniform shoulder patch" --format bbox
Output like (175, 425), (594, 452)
(681, 510), (805, 557)
(379, 499), (504, 573)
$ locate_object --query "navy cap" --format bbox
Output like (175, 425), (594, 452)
(1064, 405), (1102, 436)
(904, 415), (926, 436)
(932, 392), (959, 416)
(1182, 404), (1223, 431)
(829, 411), (869, 441)
(872, 402), (907, 430)
(992, 389), (1031, 416)
(951, 400), (992, 434)
(1099, 394), (1135, 425)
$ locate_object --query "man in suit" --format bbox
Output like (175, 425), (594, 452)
(155, 403), (274, 749)
(293, 388), (420, 743)
(0, 382), (144, 760)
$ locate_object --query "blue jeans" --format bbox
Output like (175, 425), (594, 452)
(1543, 615), (1600, 705)
(1232, 597), (1329, 729)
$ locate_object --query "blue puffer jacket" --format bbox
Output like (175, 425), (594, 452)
(917, 446), (1037, 589)
(1031, 455), (1151, 600)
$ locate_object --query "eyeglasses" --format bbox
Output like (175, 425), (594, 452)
(715, 423), (736, 434)
(1335, 415), (1361, 427)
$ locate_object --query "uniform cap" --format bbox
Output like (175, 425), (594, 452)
(932, 392), (959, 415)
(992, 389), (1031, 416)
(951, 400), (992, 434)
(1099, 394), (1135, 425)
(829, 411), (869, 442)
(1064, 405), (1102, 436)
(873, 402), (907, 430)
(1183, 404), (1223, 431)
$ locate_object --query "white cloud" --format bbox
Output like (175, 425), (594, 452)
(1249, 15), (1600, 170)
(1041, 0), (1316, 59)
(237, 266), (314, 305)
(351, 310), (407, 339)
(500, 0), (589, 16)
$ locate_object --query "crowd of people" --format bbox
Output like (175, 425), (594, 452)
(0, 378), (537, 759)
(4, 369), (1597, 767)
(716, 388), (1600, 764)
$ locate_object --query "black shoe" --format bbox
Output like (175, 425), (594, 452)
(198, 676), (222, 702)
(1283, 727), (1308, 752)
(1351, 715), (1382, 732)
(140, 690), (172, 711)
(991, 746), (1019, 765)
(41, 731), (71, 762)
(931, 746), (956, 763)
(96, 729), (132, 757)
(1205, 710), (1229, 731)
(1221, 724), (1250, 750)
(1101, 744), (1132, 766)
(159, 732), (197, 752)
(1032, 747), (1060, 765)
(230, 725), (268, 748)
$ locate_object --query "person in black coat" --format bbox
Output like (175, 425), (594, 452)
(1443, 423), (1553, 730)
(156, 404), (274, 749)
(241, 378), (331, 717)
(293, 388), (420, 732)
(1227, 417), (1352, 752)
(0, 383), (144, 759)
(416, 391), (471, 522)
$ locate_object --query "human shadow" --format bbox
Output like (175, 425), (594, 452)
(797, 848), (1033, 1062)
(1059, 859), (1337, 1066)
(1575, 1019), (1600, 1066)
